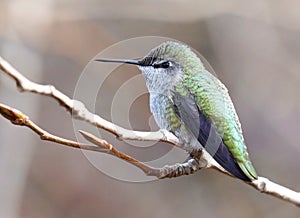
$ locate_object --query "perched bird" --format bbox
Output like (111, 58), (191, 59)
(97, 41), (257, 181)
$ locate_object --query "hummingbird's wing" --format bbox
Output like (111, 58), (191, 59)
(173, 92), (251, 181)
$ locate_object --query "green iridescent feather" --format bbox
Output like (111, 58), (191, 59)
(176, 43), (257, 180)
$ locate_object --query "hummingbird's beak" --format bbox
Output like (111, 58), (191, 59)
(95, 58), (141, 66)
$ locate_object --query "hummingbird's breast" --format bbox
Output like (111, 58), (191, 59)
(149, 93), (178, 131)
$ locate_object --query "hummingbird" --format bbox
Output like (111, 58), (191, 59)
(96, 41), (257, 181)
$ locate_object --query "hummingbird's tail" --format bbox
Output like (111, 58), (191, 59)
(237, 161), (258, 181)
(206, 141), (253, 182)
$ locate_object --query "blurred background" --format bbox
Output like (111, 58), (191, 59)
(0, 0), (300, 217)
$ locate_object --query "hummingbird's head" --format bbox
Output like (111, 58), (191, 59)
(139, 41), (203, 72)
(96, 41), (203, 94)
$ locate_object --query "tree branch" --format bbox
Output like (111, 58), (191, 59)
(251, 177), (300, 206)
(0, 103), (202, 179)
(0, 103), (160, 176)
(0, 56), (299, 207)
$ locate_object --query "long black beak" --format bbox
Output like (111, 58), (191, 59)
(95, 58), (141, 66)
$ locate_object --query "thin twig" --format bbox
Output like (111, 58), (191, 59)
(0, 103), (106, 152)
(78, 130), (161, 176)
(0, 103), (160, 175)
(1, 56), (300, 207)
(0, 103), (198, 179)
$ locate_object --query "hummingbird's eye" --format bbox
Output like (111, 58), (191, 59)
(153, 61), (171, 69)
(161, 61), (170, 68)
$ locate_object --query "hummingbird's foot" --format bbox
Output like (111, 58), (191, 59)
(157, 158), (201, 179)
